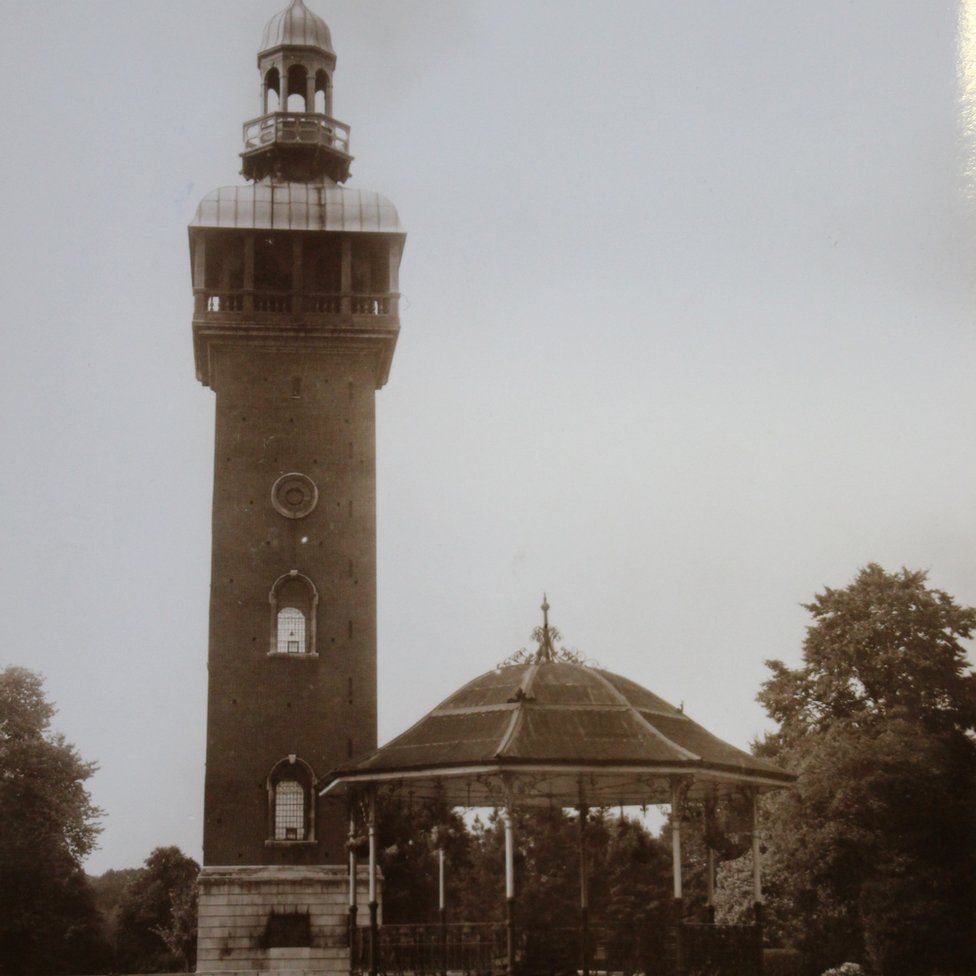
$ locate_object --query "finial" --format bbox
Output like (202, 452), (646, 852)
(538, 593), (555, 663)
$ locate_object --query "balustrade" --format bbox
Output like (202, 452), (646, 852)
(243, 111), (351, 155)
(202, 291), (397, 318)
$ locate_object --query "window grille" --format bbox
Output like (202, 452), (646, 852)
(275, 780), (305, 840)
(277, 607), (306, 654)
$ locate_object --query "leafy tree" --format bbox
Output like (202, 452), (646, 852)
(0, 666), (109, 975)
(115, 847), (199, 972)
(756, 565), (976, 976)
(761, 564), (976, 743)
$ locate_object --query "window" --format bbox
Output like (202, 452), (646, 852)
(268, 572), (318, 656)
(267, 756), (317, 844)
(274, 780), (306, 840)
(277, 607), (306, 654)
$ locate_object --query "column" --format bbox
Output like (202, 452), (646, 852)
(306, 72), (316, 113)
(348, 806), (359, 976)
(706, 846), (716, 924)
(671, 780), (685, 976)
(292, 235), (303, 314)
(368, 790), (379, 976)
(503, 807), (516, 976)
(341, 236), (353, 314)
(243, 235), (254, 315)
(438, 847), (447, 976)
(578, 804), (590, 976)
(192, 234), (207, 313)
(752, 790), (764, 971)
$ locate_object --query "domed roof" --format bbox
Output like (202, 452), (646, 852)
(321, 657), (794, 807)
(191, 179), (404, 235)
(261, 0), (334, 56)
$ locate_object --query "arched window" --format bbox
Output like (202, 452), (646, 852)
(267, 756), (317, 844)
(269, 572), (318, 656)
(277, 607), (306, 654)
(275, 780), (306, 839)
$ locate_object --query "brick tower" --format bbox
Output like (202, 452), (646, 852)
(188, 1), (404, 970)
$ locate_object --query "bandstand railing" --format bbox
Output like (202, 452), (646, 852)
(679, 922), (762, 976)
(350, 920), (761, 976)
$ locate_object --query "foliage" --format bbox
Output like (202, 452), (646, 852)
(114, 846), (200, 972)
(90, 867), (145, 945)
(821, 965), (864, 976)
(379, 799), (673, 963)
(756, 565), (976, 976)
(376, 792), (471, 924)
(0, 666), (110, 975)
(760, 564), (976, 746)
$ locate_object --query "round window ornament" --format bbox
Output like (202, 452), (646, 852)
(272, 473), (319, 519)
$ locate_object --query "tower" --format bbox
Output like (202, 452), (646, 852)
(188, 2), (404, 970)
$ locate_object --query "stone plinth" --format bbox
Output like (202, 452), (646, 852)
(197, 865), (376, 975)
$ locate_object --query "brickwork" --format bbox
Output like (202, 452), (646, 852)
(203, 346), (380, 867)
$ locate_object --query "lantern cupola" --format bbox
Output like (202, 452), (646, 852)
(244, 0), (350, 183)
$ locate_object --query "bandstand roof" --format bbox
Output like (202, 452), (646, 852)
(321, 636), (795, 808)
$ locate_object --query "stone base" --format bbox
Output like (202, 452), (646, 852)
(196, 865), (376, 975)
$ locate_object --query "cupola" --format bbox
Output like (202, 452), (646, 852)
(243, 0), (350, 183)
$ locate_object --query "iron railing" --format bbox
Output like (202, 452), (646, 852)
(349, 921), (759, 976)
(679, 922), (762, 976)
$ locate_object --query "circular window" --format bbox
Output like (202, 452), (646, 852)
(272, 473), (319, 519)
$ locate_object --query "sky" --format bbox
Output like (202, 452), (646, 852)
(1, 0), (974, 875)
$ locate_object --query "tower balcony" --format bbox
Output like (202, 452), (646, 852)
(197, 289), (399, 318)
(241, 112), (352, 182)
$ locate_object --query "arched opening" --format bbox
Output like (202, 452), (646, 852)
(267, 756), (317, 843)
(265, 68), (281, 112)
(277, 606), (306, 654)
(314, 69), (329, 115)
(268, 572), (318, 655)
(287, 64), (308, 112)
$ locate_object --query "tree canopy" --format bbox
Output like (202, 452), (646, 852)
(754, 565), (976, 976)
(0, 666), (108, 975)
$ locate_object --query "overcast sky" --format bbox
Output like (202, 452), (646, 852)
(1, 0), (974, 874)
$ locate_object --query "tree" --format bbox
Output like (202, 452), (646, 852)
(115, 847), (200, 972)
(0, 666), (109, 976)
(756, 565), (976, 976)
(760, 564), (976, 744)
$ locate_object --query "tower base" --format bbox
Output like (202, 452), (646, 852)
(197, 865), (374, 975)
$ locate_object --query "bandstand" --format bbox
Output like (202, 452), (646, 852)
(320, 601), (795, 976)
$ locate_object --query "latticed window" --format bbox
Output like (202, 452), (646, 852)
(277, 607), (306, 654)
(275, 780), (306, 840)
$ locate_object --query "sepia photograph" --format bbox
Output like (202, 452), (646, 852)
(1, 2), (974, 976)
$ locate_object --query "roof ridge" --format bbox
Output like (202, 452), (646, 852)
(494, 663), (538, 757)
(586, 667), (700, 763)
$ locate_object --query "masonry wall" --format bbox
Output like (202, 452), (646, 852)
(197, 865), (377, 975)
